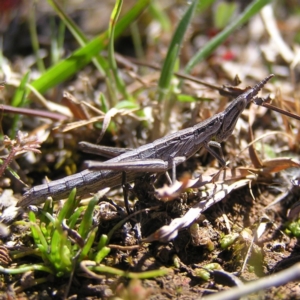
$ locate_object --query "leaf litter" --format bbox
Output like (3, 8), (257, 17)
(1, 1), (300, 299)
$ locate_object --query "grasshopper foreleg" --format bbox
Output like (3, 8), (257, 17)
(204, 141), (226, 166)
(171, 156), (186, 183)
(122, 171), (132, 215)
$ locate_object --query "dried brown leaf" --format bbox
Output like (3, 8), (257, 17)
(145, 178), (251, 243)
(261, 157), (300, 173)
(155, 173), (213, 201)
(56, 115), (104, 132)
(62, 91), (90, 120)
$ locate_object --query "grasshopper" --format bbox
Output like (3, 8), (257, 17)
(18, 75), (273, 207)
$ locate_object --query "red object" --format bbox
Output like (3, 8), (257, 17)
(0, 0), (22, 11)
(222, 50), (235, 61)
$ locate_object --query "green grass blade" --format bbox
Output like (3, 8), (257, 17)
(157, 0), (197, 102)
(149, 1), (171, 32)
(78, 195), (98, 240)
(184, 0), (273, 73)
(28, 3), (45, 73)
(94, 246), (111, 263)
(57, 188), (78, 223)
(29, 211), (49, 251)
(157, 44), (179, 103)
(68, 206), (86, 229)
(29, 211), (39, 243)
(39, 199), (54, 226)
(0, 159), (21, 180)
(213, 2), (237, 29)
(197, 0), (216, 12)
(87, 264), (169, 279)
(47, 0), (107, 75)
(31, 0), (150, 94)
(130, 22), (144, 60)
(11, 71), (30, 107)
(97, 234), (109, 250)
(50, 16), (66, 65)
(108, 0), (133, 103)
(50, 221), (72, 275)
(30, 34), (102, 94)
(11, 71), (31, 137)
(48, 0), (88, 45)
(79, 228), (97, 261)
(0, 265), (54, 275)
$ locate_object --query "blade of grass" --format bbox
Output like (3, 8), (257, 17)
(0, 159), (22, 181)
(0, 265), (54, 275)
(31, 0), (150, 94)
(68, 206), (86, 229)
(48, 0), (89, 47)
(48, 0), (117, 107)
(83, 262), (169, 279)
(157, 44), (179, 103)
(130, 22), (145, 60)
(11, 71), (30, 107)
(39, 199), (53, 226)
(213, 2), (237, 29)
(184, 0), (273, 73)
(29, 211), (48, 253)
(197, 0), (216, 12)
(28, 2), (45, 73)
(108, 0), (133, 104)
(153, 0), (197, 138)
(78, 195), (99, 240)
(157, 0), (197, 103)
(94, 246), (111, 263)
(11, 71), (30, 138)
(47, 0), (117, 106)
(47, 0), (107, 76)
(50, 15), (66, 65)
(57, 188), (78, 223)
(97, 234), (109, 250)
(48, 0), (136, 106)
(79, 228), (97, 261)
(149, 1), (171, 32)
(50, 221), (72, 275)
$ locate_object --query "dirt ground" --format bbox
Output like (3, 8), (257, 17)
(1, 1), (300, 299)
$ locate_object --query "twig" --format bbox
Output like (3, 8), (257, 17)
(203, 263), (300, 300)
(0, 104), (68, 121)
(261, 102), (300, 121)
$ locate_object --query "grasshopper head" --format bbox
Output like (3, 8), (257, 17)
(215, 93), (249, 142)
(215, 74), (274, 142)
